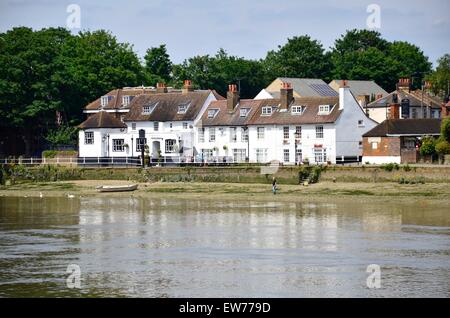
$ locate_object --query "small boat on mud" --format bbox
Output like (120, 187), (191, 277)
(96, 184), (138, 193)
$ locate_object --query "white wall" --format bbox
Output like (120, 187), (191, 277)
(254, 89), (275, 100)
(335, 87), (378, 159)
(363, 156), (401, 164)
(248, 124), (336, 164)
(196, 126), (248, 161)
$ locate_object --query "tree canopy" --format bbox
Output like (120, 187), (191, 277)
(144, 44), (172, 86)
(330, 29), (432, 91)
(263, 35), (332, 81)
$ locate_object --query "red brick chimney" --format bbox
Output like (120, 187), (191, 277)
(227, 84), (239, 111)
(389, 103), (400, 120)
(156, 82), (168, 94)
(182, 80), (194, 94)
(397, 78), (411, 92)
(280, 82), (293, 110)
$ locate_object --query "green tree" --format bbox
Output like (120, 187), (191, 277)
(427, 54), (450, 97)
(331, 29), (431, 92)
(0, 27), (72, 154)
(144, 44), (172, 85)
(45, 125), (78, 147)
(263, 35), (331, 80)
(0, 28), (144, 155)
(388, 41), (432, 89)
(173, 49), (267, 98)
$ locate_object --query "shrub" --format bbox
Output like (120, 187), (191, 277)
(435, 139), (450, 155)
(381, 163), (399, 172)
(419, 136), (436, 156)
(403, 164), (411, 172)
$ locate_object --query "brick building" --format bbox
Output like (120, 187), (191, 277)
(362, 118), (441, 164)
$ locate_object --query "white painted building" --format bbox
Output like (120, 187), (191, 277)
(199, 82), (377, 164)
(78, 81), (378, 165)
(78, 81), (222, 160)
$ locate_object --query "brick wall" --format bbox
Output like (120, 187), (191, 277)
(363, 136), (401, 157)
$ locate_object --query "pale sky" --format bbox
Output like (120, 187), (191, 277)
(1, 0), (449, 66)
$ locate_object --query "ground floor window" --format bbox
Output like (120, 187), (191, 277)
(314, 148), (327, 163)
(84, 132), (94, 144)
(113, 139), (125, 152)
(165, 139), (177, 153)
(201, 149), (213, 160)
(295, 148), (302, 163)
(136, 138), (147, 152)
(233, 149), (246, 162)
(255, 148), (268, 163)
(283, 149), (290, 162)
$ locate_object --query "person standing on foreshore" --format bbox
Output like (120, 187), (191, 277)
(272, 177), (277, 195)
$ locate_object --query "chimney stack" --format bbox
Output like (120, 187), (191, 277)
(227, 84), (239, 112)
(397, 78), (411, 92)
(338, 80), (350, 110)
(182, 80), (194, 94)
(388, 103), (400, 120)
(280, 82), (293, 110)
(156, 82), (168, 94)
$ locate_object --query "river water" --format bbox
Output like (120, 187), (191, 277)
(0, 196), (449, 298)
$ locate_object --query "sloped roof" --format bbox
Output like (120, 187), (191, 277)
(201, 96), (341, 126)
(249, 97), (341, 125)
(367, 90), (442, 109)
(270, 78), (338, 97)
(123, 91), (214, 122)
(200, 100), (262, 127)
(78, 111), (127, 129)
(363, 119), (441, 137)
(84, 88), (149, 111)
(329, 80), (388, 97)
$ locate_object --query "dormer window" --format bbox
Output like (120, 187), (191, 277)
(261, 106), (273, 116)
(207, 109), (219, 119)
(240, 108), (250, 118)
(101, 96), (111, 107)
(142, 102), (158, 115)
(318, 105), (332, 115)
(122, 95), (132, 107)
(178, 101), (191, 114)
(292, 106), (306, 115)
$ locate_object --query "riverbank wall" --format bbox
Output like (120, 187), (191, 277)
(1, 164), (450, 185)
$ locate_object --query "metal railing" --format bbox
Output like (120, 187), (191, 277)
(0, 156), (239, 167)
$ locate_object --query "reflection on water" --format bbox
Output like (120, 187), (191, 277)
(0, 196), (449, 298)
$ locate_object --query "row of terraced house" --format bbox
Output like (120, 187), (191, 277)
(78, 78), (450, 165)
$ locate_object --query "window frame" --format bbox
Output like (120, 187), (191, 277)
(315, 125), (324, 139)
(283, 149), (290, 163)
(261, 106), (273, 116)
(257, 127), (265, 140)
(291, 105), (305, 115)
(283, 126), (290, 140)
(112, 139), (125, 152)
(209, 127), (216, 142)
(165, 139), (177, 153)
(84, 131), (94, 145)
(136, 138), (147, 152)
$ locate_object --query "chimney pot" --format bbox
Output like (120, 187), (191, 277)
(182, 80), (194, 94)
